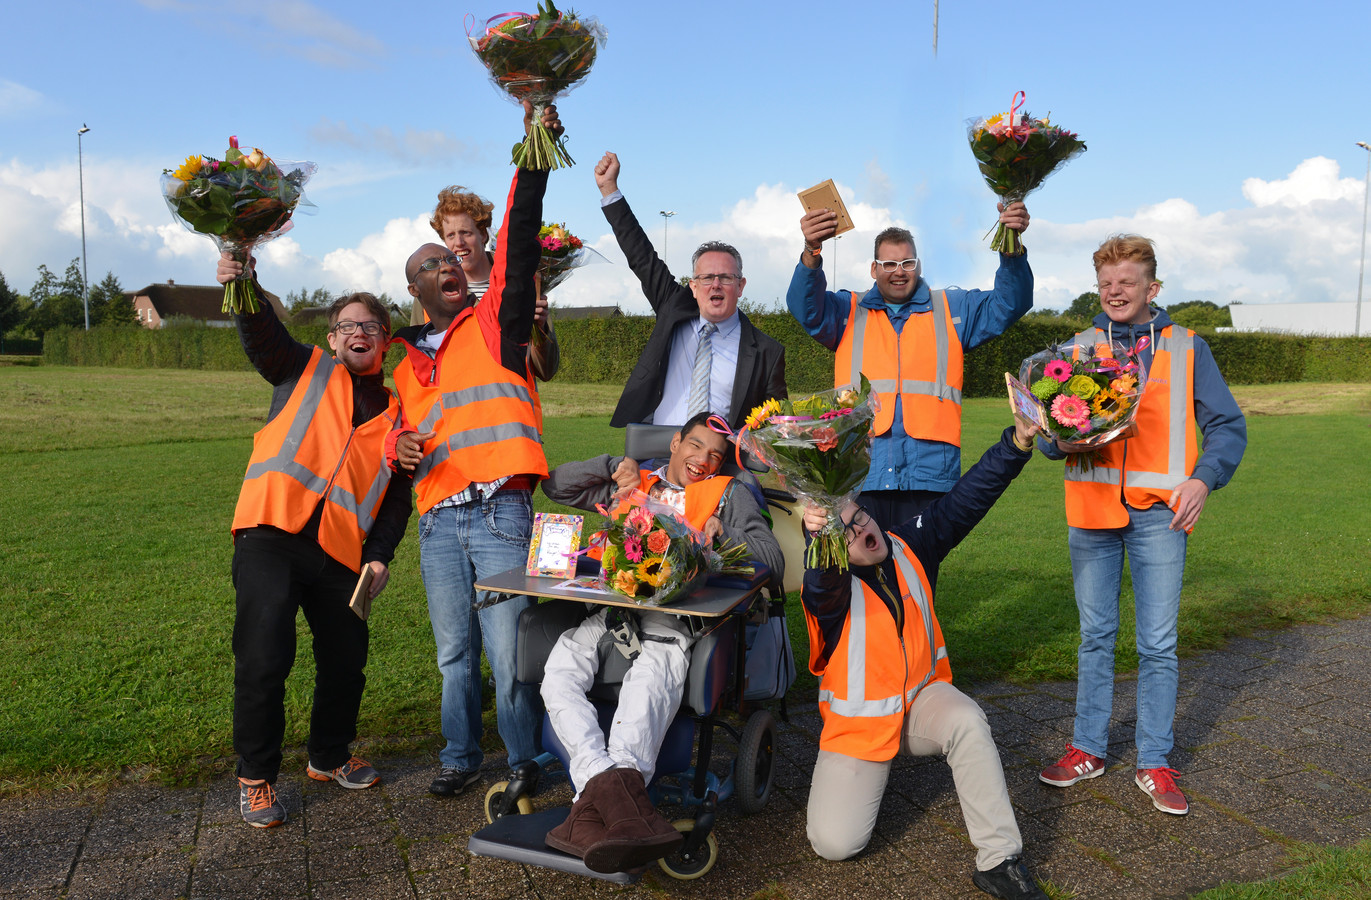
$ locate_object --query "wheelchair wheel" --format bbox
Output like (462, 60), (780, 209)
(658, 820), (718, 880)
(483, 781), (533, 824)
(736, 709), (776, 815)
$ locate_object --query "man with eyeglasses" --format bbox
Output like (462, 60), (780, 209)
(798, 413), (1049, 900)
(387, 103), (559, 800)
(213, 253), (412, 828)
(593, 151), (786, 430)
(788, 203), (1033, 530)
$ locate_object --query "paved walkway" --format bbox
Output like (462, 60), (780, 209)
(5, 616), (1370, 900)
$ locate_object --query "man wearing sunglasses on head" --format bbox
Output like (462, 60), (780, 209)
(593, 151), (787, 431)
(387, 102), (560, 800)
(799, 412), (1047, 900)
(788, 201), (1033, 531)
(213, 252), (412, 829)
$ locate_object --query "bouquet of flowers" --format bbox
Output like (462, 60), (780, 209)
(738, 377), (877, 571)
(469, 0), (606, 170)
(967, 92), (1086, 256)
(161, 138), (316, 314)
(537, 221), (607, 291)
(1019, 339), (1148, 458)
(594, 492), (754, 607)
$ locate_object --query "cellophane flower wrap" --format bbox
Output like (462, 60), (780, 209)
(161, 138), (316, 314)
(1019, 340), (1148, 463)
(593, 491), (754, 607)
(538, 221), (606, 291)
(967, 94), (1085, 256)
(469, 0), (605, 170)
(738, 376), (877, 572)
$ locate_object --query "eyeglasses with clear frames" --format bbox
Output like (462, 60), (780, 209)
(691, 273), (740, 287)
(872, 258), (919, 273)
(332, 320), (387, 336)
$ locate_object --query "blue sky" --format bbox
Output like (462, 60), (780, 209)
(4, 0), (1370, 314)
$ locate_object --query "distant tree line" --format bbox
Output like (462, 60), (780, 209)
(0, 259), (136, 343)
(1023, 291), (1234, 331)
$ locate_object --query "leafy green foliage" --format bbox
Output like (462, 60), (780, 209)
(87, 272), (136, 327)
(284, 286), (334, 313)
(0, 269), (25, 335)
(1068, 291), (1101, 320)
(1167, 299), (1233, 330)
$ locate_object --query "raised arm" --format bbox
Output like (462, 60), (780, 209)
(217, 252), (312, 387)
(596, 151), (693, 315)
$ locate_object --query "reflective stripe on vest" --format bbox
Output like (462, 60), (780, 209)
(243, 351), (335, 495)
(837, 291), (963, 442)
(817, 536), (947, 719)
(1064, 326), (1197, 520)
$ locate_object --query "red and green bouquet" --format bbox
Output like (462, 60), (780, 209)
(1019, 339), (1148, 459)
(161, 138), (316, 314)
(967, 92), (1086, 256)
(469, 0), (606, 170)
(594, 492), (753, 607)
(537, 221), (606, 291)
(738, 377), (877, 571)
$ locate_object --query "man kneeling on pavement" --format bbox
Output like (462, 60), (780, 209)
(800, 413), (1049, 900)
(538, 411), (784, 873)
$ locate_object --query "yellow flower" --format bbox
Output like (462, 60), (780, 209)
(745, 398), (781, 430)
(835, 388), (858, 409)
(171, 154), (203, 182)
(636, 557), (672, 589)
(612, 568), (639, 596)
(1090, 388), (1129, 422)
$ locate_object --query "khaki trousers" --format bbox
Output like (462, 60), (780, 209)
(806, 681), (1022, 870)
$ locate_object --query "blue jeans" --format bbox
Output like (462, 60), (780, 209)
(1068, 504), (1187, 770)
(419, 490), (542, 772)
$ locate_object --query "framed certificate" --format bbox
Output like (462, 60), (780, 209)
(526, 513), (584, 578)
(1005, 372), (1050, 431)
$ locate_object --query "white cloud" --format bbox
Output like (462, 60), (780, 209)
(0, 80), (44, 117)
(308, 119), (479, 166)
(138, 0), (384, 69)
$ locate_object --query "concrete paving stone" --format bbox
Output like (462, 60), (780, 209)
(885, 759), (957, 811)
(1184, 842), (1298, 896)
(1183, 765), (1291, 814)
(1262, 768), (1371, 818)
(200, 777), (305, 830)
(1290, 718), (1371, 751)
(1167, 800), (1270, 859)
(67, 851), (191, 900)
(311, 871), (418, 900)
(80, 787), (201, 860)
(0, 836), (80, 896)
(192, 820), (309, 870)
(0, 799), (94, 849)
(1020, 794), (1164, 855)
(1190, 737), (1306, 780)
(402, 836), (466, 875)
(1298, 693), (1371, 723)
(1244, 798), (1369, 847)
(1031, 848), (1151, 900)
(1283, 741), (1371, 781)
(988, 693), (1078, 723)
(307, 831), (408, 881)
(1111, 840), (1224, 899)
(389, 796), (472, 842)
(980, 709), (1040, 748)
(189, 860), (309, 899)
(300, 784), (398, 834)
(1220, 717), (1324, 752)
(714, 798), (813, 868)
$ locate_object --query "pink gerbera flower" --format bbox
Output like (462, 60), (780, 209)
(1044, 359), (1073, 383)
(624, 537), (643, 563)
(1051, 394), (1090, 430)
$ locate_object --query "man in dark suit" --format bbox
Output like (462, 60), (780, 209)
(594, 152), (787, 430)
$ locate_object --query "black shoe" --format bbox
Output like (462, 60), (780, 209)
(972, 857), (1049, 900)
(429, 767), (480, 797)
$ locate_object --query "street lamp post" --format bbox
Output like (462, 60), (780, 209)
(1355, 141), (1370, 338)
(659, 210), (675, 261)
(77, 124), (91, 331)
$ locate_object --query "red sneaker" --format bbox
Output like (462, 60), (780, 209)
(1135, 767), (1188, 815)
(1039, 743), (1106, 787)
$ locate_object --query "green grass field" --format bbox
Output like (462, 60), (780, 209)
(1, 368), (1368, 800)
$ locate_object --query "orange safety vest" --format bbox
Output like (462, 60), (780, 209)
(393, 315), (549, 516)
(804, 535), (951, 761)
(833, 291), (963, 445)
(232, 347), (399, 572)
(1063, 325), (1198, 529)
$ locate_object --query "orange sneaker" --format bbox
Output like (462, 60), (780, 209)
(238, 777), (286, 828)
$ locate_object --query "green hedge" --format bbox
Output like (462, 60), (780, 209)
(41, 317), (1371, 391)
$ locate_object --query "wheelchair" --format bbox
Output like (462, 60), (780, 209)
(466, 425), (795, 882)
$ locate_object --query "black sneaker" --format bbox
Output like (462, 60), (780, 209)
(972, 856), (1049, 900)
(429, 767), (480, 797)
(238, 777), (286, 828)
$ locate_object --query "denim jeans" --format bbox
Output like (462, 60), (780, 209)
(419, 490), (543, 772)
(1068, 503), (1187, 770)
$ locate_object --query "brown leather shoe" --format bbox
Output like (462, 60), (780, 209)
(544, 790), (606, 858)
(581, 767), (683, 874)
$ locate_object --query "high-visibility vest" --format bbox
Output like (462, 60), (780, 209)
(833, 291), (963, 444)
(232, 347), (399, 572)
(393, 314), (548, 516)
(1063, 325), (1198, 529)
(804, 535), (951, 761)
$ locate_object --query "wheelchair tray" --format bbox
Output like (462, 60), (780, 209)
(467, 808), (640, 884)
(475, 567), (764, 618)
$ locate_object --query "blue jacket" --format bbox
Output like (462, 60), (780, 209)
(786, 254), (1034, 493)
(1038, 306), (1247, 496)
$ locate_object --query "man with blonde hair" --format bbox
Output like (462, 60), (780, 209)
(1038, 234), (1246, 817)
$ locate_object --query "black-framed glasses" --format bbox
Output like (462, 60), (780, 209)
(416, 254), (461, 273)
(332, 320), (387, 336)
(692, 273), (740, 287)
(843, 508), (874, 543)
(872, 258), (919, 273)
